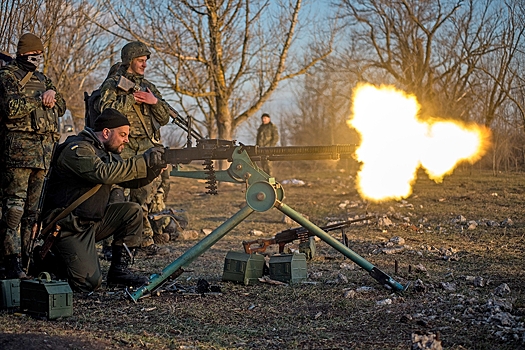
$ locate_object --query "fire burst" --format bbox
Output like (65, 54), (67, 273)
(348, 83), (491, 202)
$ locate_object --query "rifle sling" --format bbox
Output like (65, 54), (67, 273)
(132, 104), (158, 143)
(18, 71), (33, 88)
(40, 184), (102, 238)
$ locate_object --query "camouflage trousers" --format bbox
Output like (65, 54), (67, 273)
(0, 167), (45, 258)
(121, 136), (165, 247)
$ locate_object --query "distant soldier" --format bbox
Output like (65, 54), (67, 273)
(0, 33), (66, 278)
(256, 113), (279, 175)
(99, 41), (171, 253)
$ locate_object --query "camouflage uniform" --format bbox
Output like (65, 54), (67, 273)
(0, 36), (66, 277)
(99, 42), (171, 247)
(256, 115), (279, 175)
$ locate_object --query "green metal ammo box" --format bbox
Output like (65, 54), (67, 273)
(222, 251), (265, 285)
(0, 279), (20, 309)
(299, 237), (316, 260)
(20, 272), (73, 320)
(269, 253), (307, 284)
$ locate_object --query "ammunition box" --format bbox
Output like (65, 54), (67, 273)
(299, 237), (316, 260)
(269, 253), (307, 284)
(222, 251), (265, 285)
(20, 272), (73, 320)
(0, 279), (20, 309)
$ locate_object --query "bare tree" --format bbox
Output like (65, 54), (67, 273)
(336, 0), (524, 129)
(283, 61), (358, 146)
(0, 0), (40, 50)
(95, 0), (334, 140)
(1, 0), (116, 129)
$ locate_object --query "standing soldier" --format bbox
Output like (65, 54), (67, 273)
(0, 33), (66, 278)
(99, 41), (171, 253)
(256, 113), (279, 175)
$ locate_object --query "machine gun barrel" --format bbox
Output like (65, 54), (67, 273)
(163, 139), (356, 164)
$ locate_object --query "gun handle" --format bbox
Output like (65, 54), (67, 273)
(242, 239), (272, 254)
(39, 224), (61, 260)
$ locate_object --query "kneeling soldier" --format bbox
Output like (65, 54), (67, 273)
(37, 108), (166, 291)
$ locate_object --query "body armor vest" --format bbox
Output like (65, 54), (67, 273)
(115, 76), (160, 142)
(4, 68), (58, 134)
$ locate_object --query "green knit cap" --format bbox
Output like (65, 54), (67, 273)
(17, 33), (44, 55)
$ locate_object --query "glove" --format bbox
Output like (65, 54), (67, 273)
(143, 147), (167, 169)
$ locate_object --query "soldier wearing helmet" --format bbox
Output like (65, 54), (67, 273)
(99, 41), (171, 254)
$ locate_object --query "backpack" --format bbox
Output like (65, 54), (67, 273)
(84, 89), (101, 129)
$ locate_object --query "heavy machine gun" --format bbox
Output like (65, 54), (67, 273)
(128, 139), (407, 301)
(163, 139), (356, 194)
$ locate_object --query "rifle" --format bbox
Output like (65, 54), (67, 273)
(116, 75), (204, 145)
(166, 105), (204, 146)
(242, 216), (375, 255)
(148, 208), (189, 232)
(26, 142), (58, 270)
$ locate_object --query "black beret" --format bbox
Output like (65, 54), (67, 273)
(93, 108), (130, 131)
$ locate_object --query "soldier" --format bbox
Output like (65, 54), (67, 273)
(256, 113), (279, 175)
(99, 41), (171, 254)
(0, 33), (66, 278)
(38, 108), (167, 291)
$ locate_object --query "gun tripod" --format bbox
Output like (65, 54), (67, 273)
(128, 146), (407, 301)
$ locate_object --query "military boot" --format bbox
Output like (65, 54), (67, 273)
(4, 254), (28, 279)
(107, 245), (149, 287)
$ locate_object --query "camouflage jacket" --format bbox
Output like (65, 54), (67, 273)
(99, 67), (170, 142)
(256, 122), (279, 147)
(0, 61), (66, 169)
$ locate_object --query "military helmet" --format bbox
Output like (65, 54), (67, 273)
(121, 41), (151, 65)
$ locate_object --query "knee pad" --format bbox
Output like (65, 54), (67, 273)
(4, 206), (24, 229)
(109, 187), (126, 204)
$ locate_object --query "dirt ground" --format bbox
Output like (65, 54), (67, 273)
(1, 161), (525, 349)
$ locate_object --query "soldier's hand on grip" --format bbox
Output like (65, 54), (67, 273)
(143, 147), (167, 169)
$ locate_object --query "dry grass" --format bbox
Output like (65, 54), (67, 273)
(1, 163), (525, 349)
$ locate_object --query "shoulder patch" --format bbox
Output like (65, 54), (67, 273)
(75, 145), (92, 157)
(68, 142), (92, 157)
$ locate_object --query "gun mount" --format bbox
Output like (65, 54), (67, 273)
(128, 139), (407, 302)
